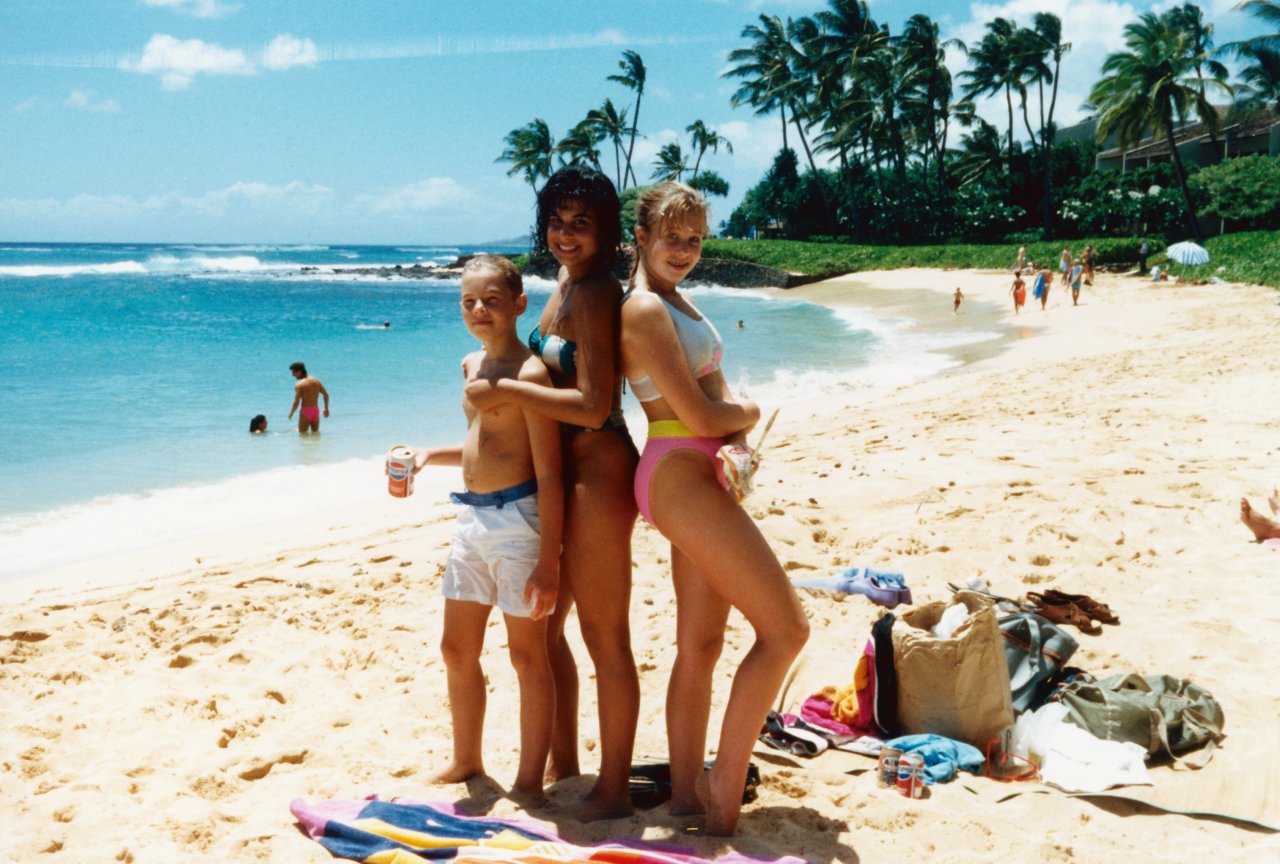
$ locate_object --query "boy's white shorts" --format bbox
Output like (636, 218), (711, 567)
(443, 495), (541, 617)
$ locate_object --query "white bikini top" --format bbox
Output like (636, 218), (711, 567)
(626, 292), (724, 403)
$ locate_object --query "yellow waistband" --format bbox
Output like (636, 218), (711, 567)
(647, 419), (697, 438)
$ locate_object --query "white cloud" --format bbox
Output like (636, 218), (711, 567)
(13, 96), (41, 112)
(66, 90), (121, 113)
(262, 34), (320, 71)
(0, 181), (333, 223)
(356, 178), (480, 214)
(140, 0), (240, 19)
(121, 34), (255, 90)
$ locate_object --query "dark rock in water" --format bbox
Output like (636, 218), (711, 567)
(522, 249), (809, 289)
(325, 249), (810, 288)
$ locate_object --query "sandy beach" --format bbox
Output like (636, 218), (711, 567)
(3, 268), (1278, 864)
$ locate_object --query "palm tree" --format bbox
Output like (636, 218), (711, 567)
(1030, 13), (1069, 238)
(952, 119), (1004, 187)
(960, 17), (1020, 162)
(557, 118), (604, 170)
(686, 120), (733, 180)
(651, 142), (689, 182)
(1088, 11), (1232, 241)
(585, 99), (630, 190)
(724, 14), (796, 151)
(897, 14), (962, 200)
(607, 50), (646, 189)
(1229, 0), (1280, 54)
(496, 119), (556, 194)
(1232, 45), (1280, 113)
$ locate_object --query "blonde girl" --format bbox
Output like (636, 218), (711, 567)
(619, 183), (808, 835)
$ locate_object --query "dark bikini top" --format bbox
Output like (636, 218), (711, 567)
(528, 326), (577, 376)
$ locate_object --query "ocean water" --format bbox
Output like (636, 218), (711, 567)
(0, 242), (968, 580)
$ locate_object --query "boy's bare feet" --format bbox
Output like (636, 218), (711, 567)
(695, 767), (738, 837)
(1241, 498), (1280, 542)
(430, 763), (485, 785)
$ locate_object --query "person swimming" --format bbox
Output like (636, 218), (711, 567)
(249, 414), (268, 434)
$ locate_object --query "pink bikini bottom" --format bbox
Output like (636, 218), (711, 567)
(634, 420), (728, 524)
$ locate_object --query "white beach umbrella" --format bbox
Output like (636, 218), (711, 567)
(1166, 241), (1210, 266)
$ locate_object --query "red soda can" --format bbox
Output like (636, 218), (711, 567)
(897, 752), (924, 798)
(386, 445), (416, 498)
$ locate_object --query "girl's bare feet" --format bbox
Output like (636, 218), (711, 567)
(696, 766), (738, 836)
(430, 762), (484, 785)
(507, 783), (548, 810)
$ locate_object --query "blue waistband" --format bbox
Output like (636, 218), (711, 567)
(449, 478), (538, 508)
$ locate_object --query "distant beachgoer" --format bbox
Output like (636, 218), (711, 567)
(288, 362), (330, 433)
(1083, 245), (1096, 286)
(737, 319), (745, 330)
(1015, 245), (1027, 274)
(1069, 260), (1084, 306)
(1059, 246), (1072, 285)
(954, 286), (964, 314)
(249, 414), (268, 434)
(1011, 272), (1026, 314)
(410, 254), (563, 803)
(383, 321), (391, 329)
(1241, 490), (1280, 542)
(1038, 266), (1053, 310)
(1138, 237), (1150, 274)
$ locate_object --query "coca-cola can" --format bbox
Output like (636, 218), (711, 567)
(877, 747), (902, 787)
(897, 752), (924, 798)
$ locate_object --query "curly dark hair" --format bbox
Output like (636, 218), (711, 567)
(534, 165), (621, 273)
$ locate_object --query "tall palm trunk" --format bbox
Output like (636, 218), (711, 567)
(1166, 128), (1203, 241)
(625, 96), (642, 189)
(789, 107), (837, 234)
(1005, 84), (1015, 164)
(1041, 55), (1062, 240)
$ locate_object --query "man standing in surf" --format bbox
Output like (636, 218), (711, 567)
(288, 361), (330, 434)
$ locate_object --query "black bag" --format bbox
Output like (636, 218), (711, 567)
(999, 612), (1078, 713)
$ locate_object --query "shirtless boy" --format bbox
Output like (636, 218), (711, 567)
(288, 362), (329, 433)
(411, 255), (563, 803)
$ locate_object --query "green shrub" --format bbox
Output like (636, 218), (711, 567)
(1190, 156), (1280, 229)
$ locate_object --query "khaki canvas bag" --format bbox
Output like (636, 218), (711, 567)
(892, 592), (1014, 747)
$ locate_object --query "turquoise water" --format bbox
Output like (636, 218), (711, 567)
(0, 242), (949, 578)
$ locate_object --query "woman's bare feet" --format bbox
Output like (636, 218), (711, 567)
(507, 782), (548, 810)
(1241, 498), (1280, 542)
(1269, 487), (1279, 517)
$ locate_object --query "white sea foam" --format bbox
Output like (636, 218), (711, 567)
(172, 244), (330, 253)
(0, 260), (148, 277)
(0, 457), (409, 581)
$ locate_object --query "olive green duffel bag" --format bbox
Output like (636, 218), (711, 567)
(1057, 673), (1225, 768)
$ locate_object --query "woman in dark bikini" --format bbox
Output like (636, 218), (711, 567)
(465, 165), (639, 818)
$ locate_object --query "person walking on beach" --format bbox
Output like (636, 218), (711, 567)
(1138, 237), (1150, 274)
(1069, 259), (1085, 306)
(1015, 245), (1027, 274)
(1241, 489), (1280, 542)
(953, 286), (964, 314)
(1083, 244), (1096, 286)
(1059, 246), (1072, 286)
(288, 362), (329, 434)
(1036, 264), (1053, 310)
(410, 255), (563, 804)
(463, 165), (639, 819)
(619, 183), (808, 836)
(1011, 272), (1026, 314)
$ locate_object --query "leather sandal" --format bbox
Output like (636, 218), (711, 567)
(1026, 592), (1102, 635)
(1041, 588), (1120, 624)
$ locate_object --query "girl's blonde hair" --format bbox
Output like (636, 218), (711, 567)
(630, 182), (710, 281)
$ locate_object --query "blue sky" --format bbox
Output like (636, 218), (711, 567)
(0, 0), (1266, 244)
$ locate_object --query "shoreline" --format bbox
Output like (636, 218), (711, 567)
(4, 268), (1277, 862)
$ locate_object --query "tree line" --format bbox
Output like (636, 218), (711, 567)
(498, 1), (1280, 245)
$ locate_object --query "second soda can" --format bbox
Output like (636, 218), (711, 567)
(896, 752), (924, 798)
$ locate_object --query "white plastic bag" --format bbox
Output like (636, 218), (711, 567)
(1009, 701), (1068, 767)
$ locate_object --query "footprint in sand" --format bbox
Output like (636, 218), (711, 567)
(236, 750), (308, 781)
